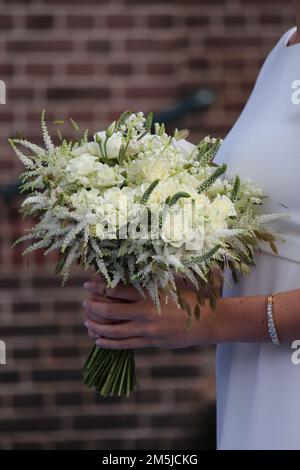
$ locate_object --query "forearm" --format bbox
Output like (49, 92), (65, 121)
(196, 288), (300, 345)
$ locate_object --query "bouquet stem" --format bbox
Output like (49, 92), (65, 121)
(82, 346), (138, 397)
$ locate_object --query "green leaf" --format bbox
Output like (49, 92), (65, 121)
(145, 112), (153, 132)
(137, 112), (154, 141)
(70, 118), (80, 132)
(183, 245), (221, 267)
(55, 256), (66, 275)
(141, 179), (160, 204)
(231, 175), (240, 203)
(173, 128), (190, 140)
(158, 123), (165, 136)
(167, 191), (190, 206)
(196, 137), (222, 166)
(269, 240), (278, 254)
(118, 144), (126, 165)
(56, 128), (63, 141)
(116, 110), (132, 131)
(197, 164), (227, 194)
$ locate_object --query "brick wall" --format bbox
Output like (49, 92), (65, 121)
(0, 0), (294, 450)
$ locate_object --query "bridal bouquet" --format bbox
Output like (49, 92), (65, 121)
(11, 111), (280, 396)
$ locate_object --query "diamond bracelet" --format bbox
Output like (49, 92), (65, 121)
(267, 295), (280, 346)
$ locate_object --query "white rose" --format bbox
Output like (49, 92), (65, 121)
(171, 138), (196, 159)
(127, 157), (171, 184)
(94, 131), (123, 159)
(161, 209), (197, 248)
(101, 187), (137, 228)
(66, 154), (99, 179)
(205, 195), (236, 236)
(71, 142), (100, 158)
(103, 187), (135, 209)
(70, 188), (102, 215)
(96, 163), (124, 187)
(210, 194), (236, 218)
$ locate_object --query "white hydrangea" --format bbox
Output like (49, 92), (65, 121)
(66, 154), (124, 188)
(70, 188), (103, 216)
(205, 195), (237, 236)
(96, 163), (124, 187)
(161, 207), (199, 248)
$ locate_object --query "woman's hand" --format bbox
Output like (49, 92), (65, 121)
(82, 280), (213, 350)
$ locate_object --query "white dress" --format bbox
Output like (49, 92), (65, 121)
(215, 27), (300, 450)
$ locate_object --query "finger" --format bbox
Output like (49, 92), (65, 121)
(84, 281), (140, 302)
(83, 299), (143, 320)
(95, 336), (154, 350)
(85, 319), (146, 339)
(85, 309), (122, 324)
(87, 326), (100, 340)
(91, 294), (116, 304)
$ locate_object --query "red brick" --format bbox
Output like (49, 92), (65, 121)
(47, 86), (110, 100)
(0, 15), (14, 29)
(108, 62), (133, 75)
(146, 63), (174, 75)
(66, 63), (95, 75)
(125, 86), (176, 99)
(7, 40), (73, 53)
(0, 64), (14, 76)
(25, 15), (54, 29)
(86, 40), (111, 53)
(107, 15), (134, 29)
(25, 64), (53, 75)
(147, 15), (174, 28)
(66, 15), (94, 29)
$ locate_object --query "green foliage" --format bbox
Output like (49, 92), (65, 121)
(116, 111), (132, 131)
(231, 175), (241, 203)
(197, 164), (227, 194)
(196, 137), (222, 166)
(140, 179), (160, 204)
(165, 191), (190, 206)
(70, 118), (80, 132)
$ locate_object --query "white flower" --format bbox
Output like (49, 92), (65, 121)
(101, 187), (137, 228)
(66, 154), (124, 187)
(128, 157), (171, 184)
(66, 154), (98, 178)
(102, 186), (135, 209)
(205, 195), (236, 237)
(96, 163), (124, 187)
(210, 195), (236, 218)
(71, 142), (100, 158)
(161, 208), (198, 248)
(70, 188), (102, 215)
(94, 131), (123, 159)
(171, 138), (196, 159)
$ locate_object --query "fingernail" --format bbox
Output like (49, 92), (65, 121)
(84, 321), (89, 328)
(82, 300), (88, 309)
(96, 338), (102, 346)
(83, 282), (90, 290)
